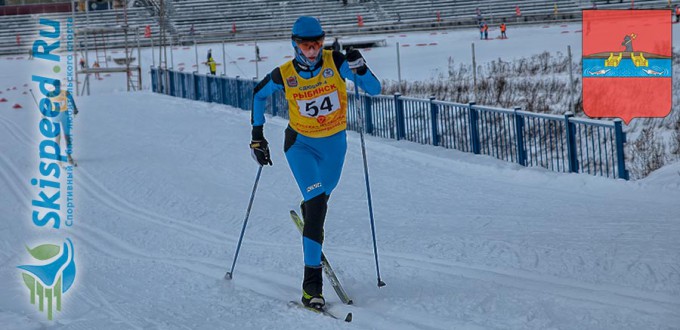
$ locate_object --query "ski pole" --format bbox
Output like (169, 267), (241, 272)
(352, 73), (386, 288)
(225, 165), (263, 280)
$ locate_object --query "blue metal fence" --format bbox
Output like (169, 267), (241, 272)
(151, 68), (629, 180)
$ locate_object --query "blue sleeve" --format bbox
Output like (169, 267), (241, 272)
(333, 51), (381, 95)
(252, 67), (284, 127)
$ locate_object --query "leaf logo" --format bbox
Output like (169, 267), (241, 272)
(17, 238), (76, 320)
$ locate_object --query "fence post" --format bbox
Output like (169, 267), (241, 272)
(157, 69), (163, 94)
(271, 94), (278, 117)
(467, 102), (480, 154)
(513, 107), (527, 166)
(181, 73), (187, 98)
(364, 95), (373, 135)
(168, 71), (175, 96)
(192, 72), (199, 101)
(235, 78), (241, 109)
(564, 112), (578, 173)
(394, 93), (405, 140)
(206, 77), (213, 103)
(613, 119), (629, 180)
(429, 96), (439, 146)
(150, 68), (157, 92)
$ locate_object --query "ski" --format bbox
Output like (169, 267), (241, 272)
(287, 301), (352, 322)
(289, 210), (353, 305)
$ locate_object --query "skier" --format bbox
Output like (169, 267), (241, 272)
(249, 16), (381, 310)
(52, 79), (78, 166)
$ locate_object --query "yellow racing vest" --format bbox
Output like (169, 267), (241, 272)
(280, 50), (347, 138)
(51, 90), (69, 113)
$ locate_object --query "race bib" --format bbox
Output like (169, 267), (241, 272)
(296, 91), (341, 118)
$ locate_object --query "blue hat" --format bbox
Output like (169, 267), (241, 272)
(291, 16), (325, 41)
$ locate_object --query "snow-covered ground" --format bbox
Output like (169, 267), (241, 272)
(1, 22), (679, 329)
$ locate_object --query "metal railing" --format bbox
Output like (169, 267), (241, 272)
(151, 67), (628, 180)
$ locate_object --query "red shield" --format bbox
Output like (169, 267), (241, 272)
(582, 10), (671, 124)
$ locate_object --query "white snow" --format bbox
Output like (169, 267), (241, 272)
(1, 22), (679, 329)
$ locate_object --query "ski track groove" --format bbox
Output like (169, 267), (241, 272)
(332, 247), (680, 318)
(0, 115), (33, 148)
(75, 166), (299, 253)
(86, 287), (145, 330)
(0, 152), (30, 205)
(73, 223), (226, 279)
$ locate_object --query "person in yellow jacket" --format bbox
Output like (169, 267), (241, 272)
(51, 80), (79, 166)
(207, 57), (217, 75)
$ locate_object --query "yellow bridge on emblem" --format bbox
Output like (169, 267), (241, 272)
(631, 52), (648, 67)
(605, 53), (622, 67)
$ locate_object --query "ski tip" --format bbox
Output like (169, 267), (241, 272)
(344, 312), (352, 322)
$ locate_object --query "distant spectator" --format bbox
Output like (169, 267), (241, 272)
(479, 23), (489, 39)
(500, 23), (507, 39)
(675, 5), (680, 22)
(332, 38), (341, 52)
(342, 0), (347, 6)
(189, 24), (195, 36)
(93, 61), (101, 79)
(28, 48), (33, 60)
(207, 57), (216, 75)
(255, 45), (261, 61)
(397, 12), (401, 23)
(79, 58), (86, 69)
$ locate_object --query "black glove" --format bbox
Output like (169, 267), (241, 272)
(250, 126), (272, 166)
(346, 49), (367, 75)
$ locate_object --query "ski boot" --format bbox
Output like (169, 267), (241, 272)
(301, 266), (324, 310)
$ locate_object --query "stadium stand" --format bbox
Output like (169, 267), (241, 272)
(0, 0), (673, 55)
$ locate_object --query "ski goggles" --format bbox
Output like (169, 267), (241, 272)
(293, 38), (324, 52)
